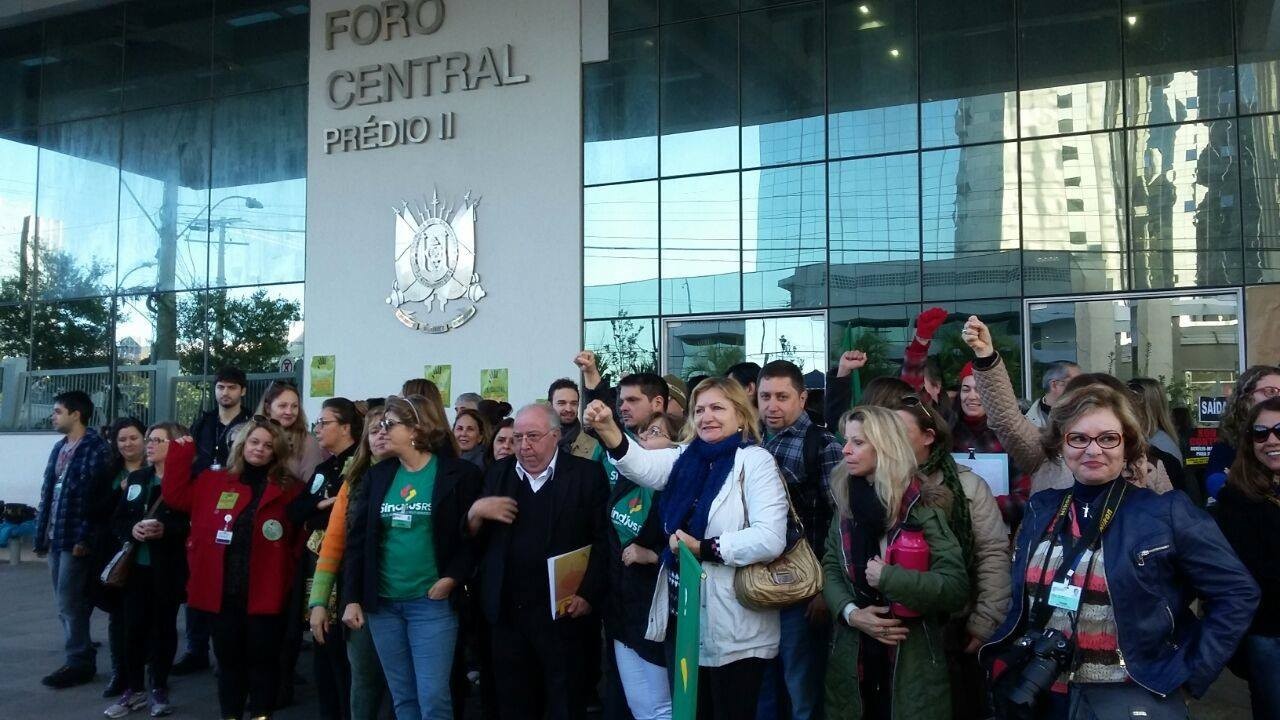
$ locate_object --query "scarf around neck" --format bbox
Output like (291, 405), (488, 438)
(659, 434), (746, 566)
(921, 443), (975, 577)
(841, 476), (923, 606)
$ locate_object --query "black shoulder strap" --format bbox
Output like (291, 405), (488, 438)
(801, 422), (827, 485)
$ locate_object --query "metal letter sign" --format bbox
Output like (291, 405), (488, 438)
(386, 190), (487, 333)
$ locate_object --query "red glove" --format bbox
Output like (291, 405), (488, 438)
(914, 307), (949, 341)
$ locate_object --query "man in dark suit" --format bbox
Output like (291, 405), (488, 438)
(467, 402), (610, 720)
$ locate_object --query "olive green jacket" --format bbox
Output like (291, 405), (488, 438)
(823, 488), (970, 720)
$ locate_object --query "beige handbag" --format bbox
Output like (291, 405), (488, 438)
(732, 466), (824, 610)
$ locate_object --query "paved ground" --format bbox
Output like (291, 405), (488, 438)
(0, 548), (1256, 719)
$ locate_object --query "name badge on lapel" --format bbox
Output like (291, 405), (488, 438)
(215, 514), (234, 545)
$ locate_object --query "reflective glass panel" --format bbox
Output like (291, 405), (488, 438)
(611, 0), (657, 31)
(212, 0), (310, 95)
(922, 143), (1020, 301)
(204, 283), (303, 374)
(666, 314), (826, 380)
(1027, 292), (1240, 405)
(743, 164), (826, 311)
(0, 129), (38, 303)
(210, 87), (306, 287)
(1241, 113), (1280, 283)
(1238, 0), (1280, 114)
(36, 116), (121, 300)
(1129, 120), (1241, 289)
(1018, 0), (1123, 137)
(584, 182), (659, 319)
(741, 3), (824, 168)
(40, 6), (125, 124)
(14, 298), (116, 429)
(1020, 132), (1128, 295)
(828, 0), (917, 158)
(585, 316), (660, 378)
(114, 291), (206, 424)
(123, 0), (214, 111)
(118, 103), (212, 294)
(0, 302), (32, 430)
(660, 16), (739, 176)
(828, 303), (918, 384)
(585, 30), (658, 186)
(829, 153), (920, 307)
(660, 173), (740, 315)
(661, 0), (737, 23)
(927, 298), (1024, 396)
(1122, 0), (1235, 127)
(0, 24), (42, 131)
(919, 0), (1016, 147)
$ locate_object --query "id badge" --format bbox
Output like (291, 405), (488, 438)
(1048, 581), (1082, 612)
(215, 513), (234, 545)
(216, 491), (239, 510)
(391, 512), (412, 529)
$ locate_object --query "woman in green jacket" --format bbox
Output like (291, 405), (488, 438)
(824, 406), (970, 720)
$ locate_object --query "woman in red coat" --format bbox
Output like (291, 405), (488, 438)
(163, 417), (304, 720)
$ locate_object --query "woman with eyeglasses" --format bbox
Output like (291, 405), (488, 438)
(287, 398), (363, 720)
(162, 416), (305, 720)
(106, 422), (189, 718)
(887, 397), (1010, 720)
(343, 395), (482, 720)
(1206, 365), (1280, 500)
(453, 408), (490, 469)
(1214, 397), (1280, 720)
(980, 384), (1257, 720)
(257, 381), (327, 483)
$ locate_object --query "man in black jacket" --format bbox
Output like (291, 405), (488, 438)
(467, 403), (610, 720)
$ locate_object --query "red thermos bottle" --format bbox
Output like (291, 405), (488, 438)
(885, 524), (930, 618)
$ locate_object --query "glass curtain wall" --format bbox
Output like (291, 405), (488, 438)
(584, 0), (1280, 395)
(0, 0), (309, 430)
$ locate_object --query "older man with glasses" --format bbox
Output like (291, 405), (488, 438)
(466, 403), (610, 720)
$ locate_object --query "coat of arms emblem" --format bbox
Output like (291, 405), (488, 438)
(386, 191), (487, 333)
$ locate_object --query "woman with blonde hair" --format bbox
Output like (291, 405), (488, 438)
(823, 406), (969, 720)
(585, 377), (787, 720)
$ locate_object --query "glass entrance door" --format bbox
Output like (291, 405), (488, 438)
(662, 312), (828, 388)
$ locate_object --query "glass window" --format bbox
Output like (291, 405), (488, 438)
(0, 303), (32, 423)
(660, 16), (739, 176)
(40, 6), (125, 124)
(210, 87), (306, 288)
(0, 129), (38, 303)
(665, 313), (826, 379)
(585, 316), (659, 377)
(123, 0), (214, 111)
(113, 291), (207, 424)
(9, 298), (116, 429)
(741, 3), (824, 168)
(828, 0), (917, 158)
(743, 164), (826, 310)
(1238, 0), (1280, 114)
(1241, 113), (1280, 283)
(584, 30), (658, 186)
(611, 0), (657, 31)
(919, 0), (1016, 147)
(1018, 0), (1123, 137)
(660, 173), (741, 315)
(1129, 120), (1241, 289)
(923, 143), (1021, 301)
(1020, 131), (1128, 295)
(204, 283), (303, 374)
(661, 0), (737, 23)
(36, 116), (121, 300)
(118, 102), (213, 295)
(928, 298), (1024, 396)
(828, 303), (919, 384)
(1122, 0), (1235, 127)
(0, 24), (42, 131)
(212, 0), (310, 95)
(584, 181), (659, 319)
(829, 153), (920, 307)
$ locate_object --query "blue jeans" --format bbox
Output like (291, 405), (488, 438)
(1246, 634), (1280, 720)
(367, 597), (457, 720)
(756, 603), (828, 720)
(49, 550), (96, 670)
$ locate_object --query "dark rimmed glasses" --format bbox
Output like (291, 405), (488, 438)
(1064, 432), (1123, 450)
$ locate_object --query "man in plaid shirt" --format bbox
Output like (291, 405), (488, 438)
(33, 390), (112, 690)
(755, 361), (842, 720)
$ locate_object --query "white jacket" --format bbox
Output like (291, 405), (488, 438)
(614, 442), (788, 667)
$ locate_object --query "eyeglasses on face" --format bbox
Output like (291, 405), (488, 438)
(1250, 423), (1280, 443)
(145, 437), (169, 446)
(378, 417), (406, 432)
(642, 426), (668, 439)
(1064, 432), (1123, 450)
(311, 419), (341, 431)
(511, 431), (550, 445)
(1254, 386), (1280, 400)
(251, 414), (282, 427)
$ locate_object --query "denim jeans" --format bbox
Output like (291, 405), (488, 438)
(346, 625), (388, 720)
(755, 603), (828, 720)
(49, 550), (96, 670)
(614, 640), (671, 720)
(367, 597), (458, 720)
(1246, 634), (1280, 720)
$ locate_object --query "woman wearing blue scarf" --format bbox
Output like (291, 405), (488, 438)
(585, 377), (788, 720)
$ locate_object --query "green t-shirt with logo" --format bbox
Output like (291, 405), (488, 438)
(378, 458), (439, 601)
(610, 485), (654, 545)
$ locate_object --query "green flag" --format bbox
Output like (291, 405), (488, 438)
(673, 542), (702, 720)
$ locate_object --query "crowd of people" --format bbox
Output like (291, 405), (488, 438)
(28, 308), (1280, 720)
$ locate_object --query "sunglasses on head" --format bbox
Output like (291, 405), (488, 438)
(899, 395), (923, 408)
(1251, 423), (1280, 443)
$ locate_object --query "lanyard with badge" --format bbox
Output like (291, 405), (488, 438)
(1029, 480), (1127, 627)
